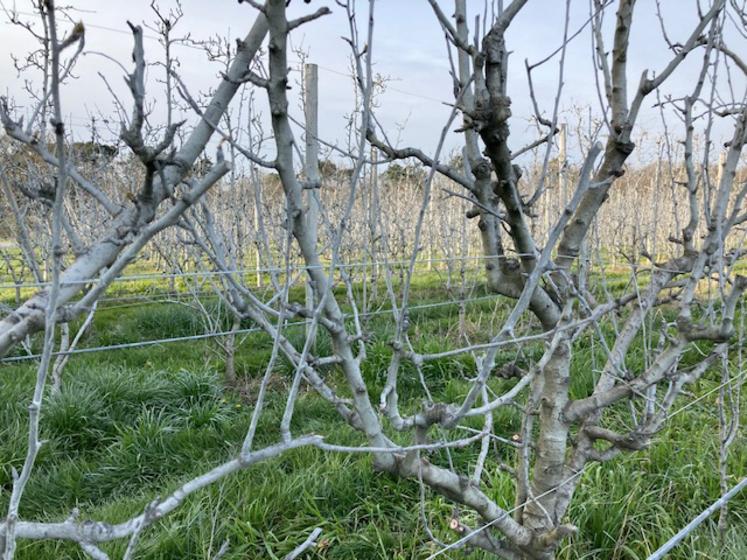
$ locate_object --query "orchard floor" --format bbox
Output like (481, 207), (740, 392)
(1, 271), (745, 559)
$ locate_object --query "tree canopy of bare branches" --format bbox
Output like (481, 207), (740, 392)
(1, 1), (746, 559)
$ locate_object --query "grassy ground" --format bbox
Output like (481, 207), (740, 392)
(0, 271), (746, 559)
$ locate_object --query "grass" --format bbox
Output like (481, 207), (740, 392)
(0, 272), (745, 559)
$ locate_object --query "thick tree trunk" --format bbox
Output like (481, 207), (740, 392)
(521, 338), (571, 533)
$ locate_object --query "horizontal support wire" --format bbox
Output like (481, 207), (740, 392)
(0, 294), (502, 363)
(0, 254), (496, 290)
(0, 250), (714, 291)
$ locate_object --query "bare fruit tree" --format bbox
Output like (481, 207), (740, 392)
(1, 1), (747, 560)
(164, 1), (747, 558)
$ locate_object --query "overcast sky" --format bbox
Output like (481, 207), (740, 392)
(1, 0), (745, 165)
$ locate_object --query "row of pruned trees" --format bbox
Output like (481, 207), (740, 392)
(1, 1), (746, 559)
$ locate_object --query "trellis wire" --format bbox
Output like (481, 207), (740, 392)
(0, 293), (504, 364)
(0, 254), (497, 290)
(0, 325), (266, 363)
(2, 250), (737, 292)
(665, 368), (747, 421)
(1, 261), (491, 311)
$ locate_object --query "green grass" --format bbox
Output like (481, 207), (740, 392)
(1, 274), (745, 559)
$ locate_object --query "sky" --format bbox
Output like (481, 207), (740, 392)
(1, 0), (745, 166)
